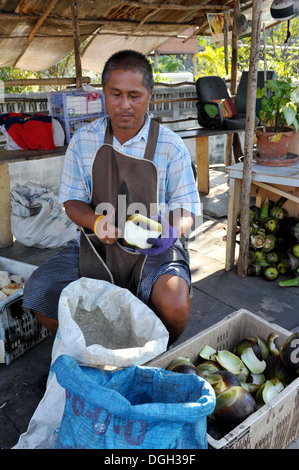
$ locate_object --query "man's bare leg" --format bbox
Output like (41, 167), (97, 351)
(33, 310), (58, 335)
(149, 274), (190, 345)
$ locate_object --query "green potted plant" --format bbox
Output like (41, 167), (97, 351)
(255, 77), (299, 160)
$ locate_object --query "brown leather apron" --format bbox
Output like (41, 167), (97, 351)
(79, 118), (161, 296)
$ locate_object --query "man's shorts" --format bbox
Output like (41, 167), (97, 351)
(22, 239), (191, 321)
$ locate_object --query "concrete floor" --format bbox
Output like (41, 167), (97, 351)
(0, 170), (298, 449)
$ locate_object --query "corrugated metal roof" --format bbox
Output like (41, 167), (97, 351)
(0, 0), (278, 72)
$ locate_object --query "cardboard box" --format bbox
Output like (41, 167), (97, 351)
(148, 309), (299, 449)
(0, 257), (50, 365)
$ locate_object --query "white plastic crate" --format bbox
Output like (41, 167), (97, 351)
(148, 309), (299, 449)
(47, 89), (106, 143)
(0, 257), (50, 365)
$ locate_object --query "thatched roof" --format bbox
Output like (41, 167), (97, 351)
(0, 0), (278, 73)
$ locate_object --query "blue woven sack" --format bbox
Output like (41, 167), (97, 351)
(51, 354), (215, 449)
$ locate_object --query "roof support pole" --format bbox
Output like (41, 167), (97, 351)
(237, 0), (262, 277)
(225, 0), (239, 168)
(230, 0), (239, 97)
(70, 0), (82, 88)
(223, 13), (229, 76)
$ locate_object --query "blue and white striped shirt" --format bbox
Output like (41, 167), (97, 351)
(58, 113), (201, 217)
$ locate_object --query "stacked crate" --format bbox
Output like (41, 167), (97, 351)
(47, 89), (106, 143)
(0, 257), (49, 365)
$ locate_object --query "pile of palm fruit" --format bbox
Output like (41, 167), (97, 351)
(238, 196), (299, 286)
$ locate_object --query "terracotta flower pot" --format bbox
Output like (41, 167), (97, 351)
(256, 127), (295, 159)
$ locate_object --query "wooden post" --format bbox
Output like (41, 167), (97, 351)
(263, 23), (267, 96)
(226, 134), (234, 167)
(226, 0), (239, 167)
(237, 0), (262, 278)
(0, 164), (13, 247)
(224, 12), (229, 76)
(230, 0), (239, 97)
(154, 50), (159, 71)
(192, 54), (197, 80)
(70, 0), (82, 88)
(196, 136), (209, 194)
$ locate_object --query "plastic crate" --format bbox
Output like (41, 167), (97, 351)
(148, 309), (299, 449)
(0, 257), (50, 365)
(47, 89), (106, 143)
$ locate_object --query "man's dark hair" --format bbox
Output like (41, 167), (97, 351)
(102, 49), (154, 94)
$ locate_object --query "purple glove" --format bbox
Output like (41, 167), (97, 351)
(136, 216), (179, 256)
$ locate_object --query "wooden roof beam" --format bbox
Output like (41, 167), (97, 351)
(13, 0), (59, 68)
(0, 30), (201, 40)
(0, 12), (206, 29)
(0, 1), (230, 26)
(83, 0), (229, 11)
(182, 27), (200, 43)
(125, 9), (157, 39)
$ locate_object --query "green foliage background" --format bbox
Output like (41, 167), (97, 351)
(195, 18), (299, 82)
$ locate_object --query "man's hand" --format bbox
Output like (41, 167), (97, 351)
(94, 210), (120, 245)
(64, 200), (120, 246)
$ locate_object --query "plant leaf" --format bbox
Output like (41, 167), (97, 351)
(256, 87), (265, 99)
(291, 88), (299, 104)
(261, 95), (274, 114)
(282, 105), (296, 126)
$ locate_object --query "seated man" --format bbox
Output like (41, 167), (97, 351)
(23, 49), (200, 345)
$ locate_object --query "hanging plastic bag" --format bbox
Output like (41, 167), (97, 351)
(14, 278), (169, 449)
(52, 354), (216, 449)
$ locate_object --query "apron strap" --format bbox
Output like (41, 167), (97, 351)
(144, 119), (159, 162)
(104, 118), (113, 145)
(104, 118), (159, 162)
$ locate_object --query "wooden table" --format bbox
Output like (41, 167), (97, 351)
(225, 160), (299, 271)
(174, 127), (245, 194)
(0, 146), (67, 247)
